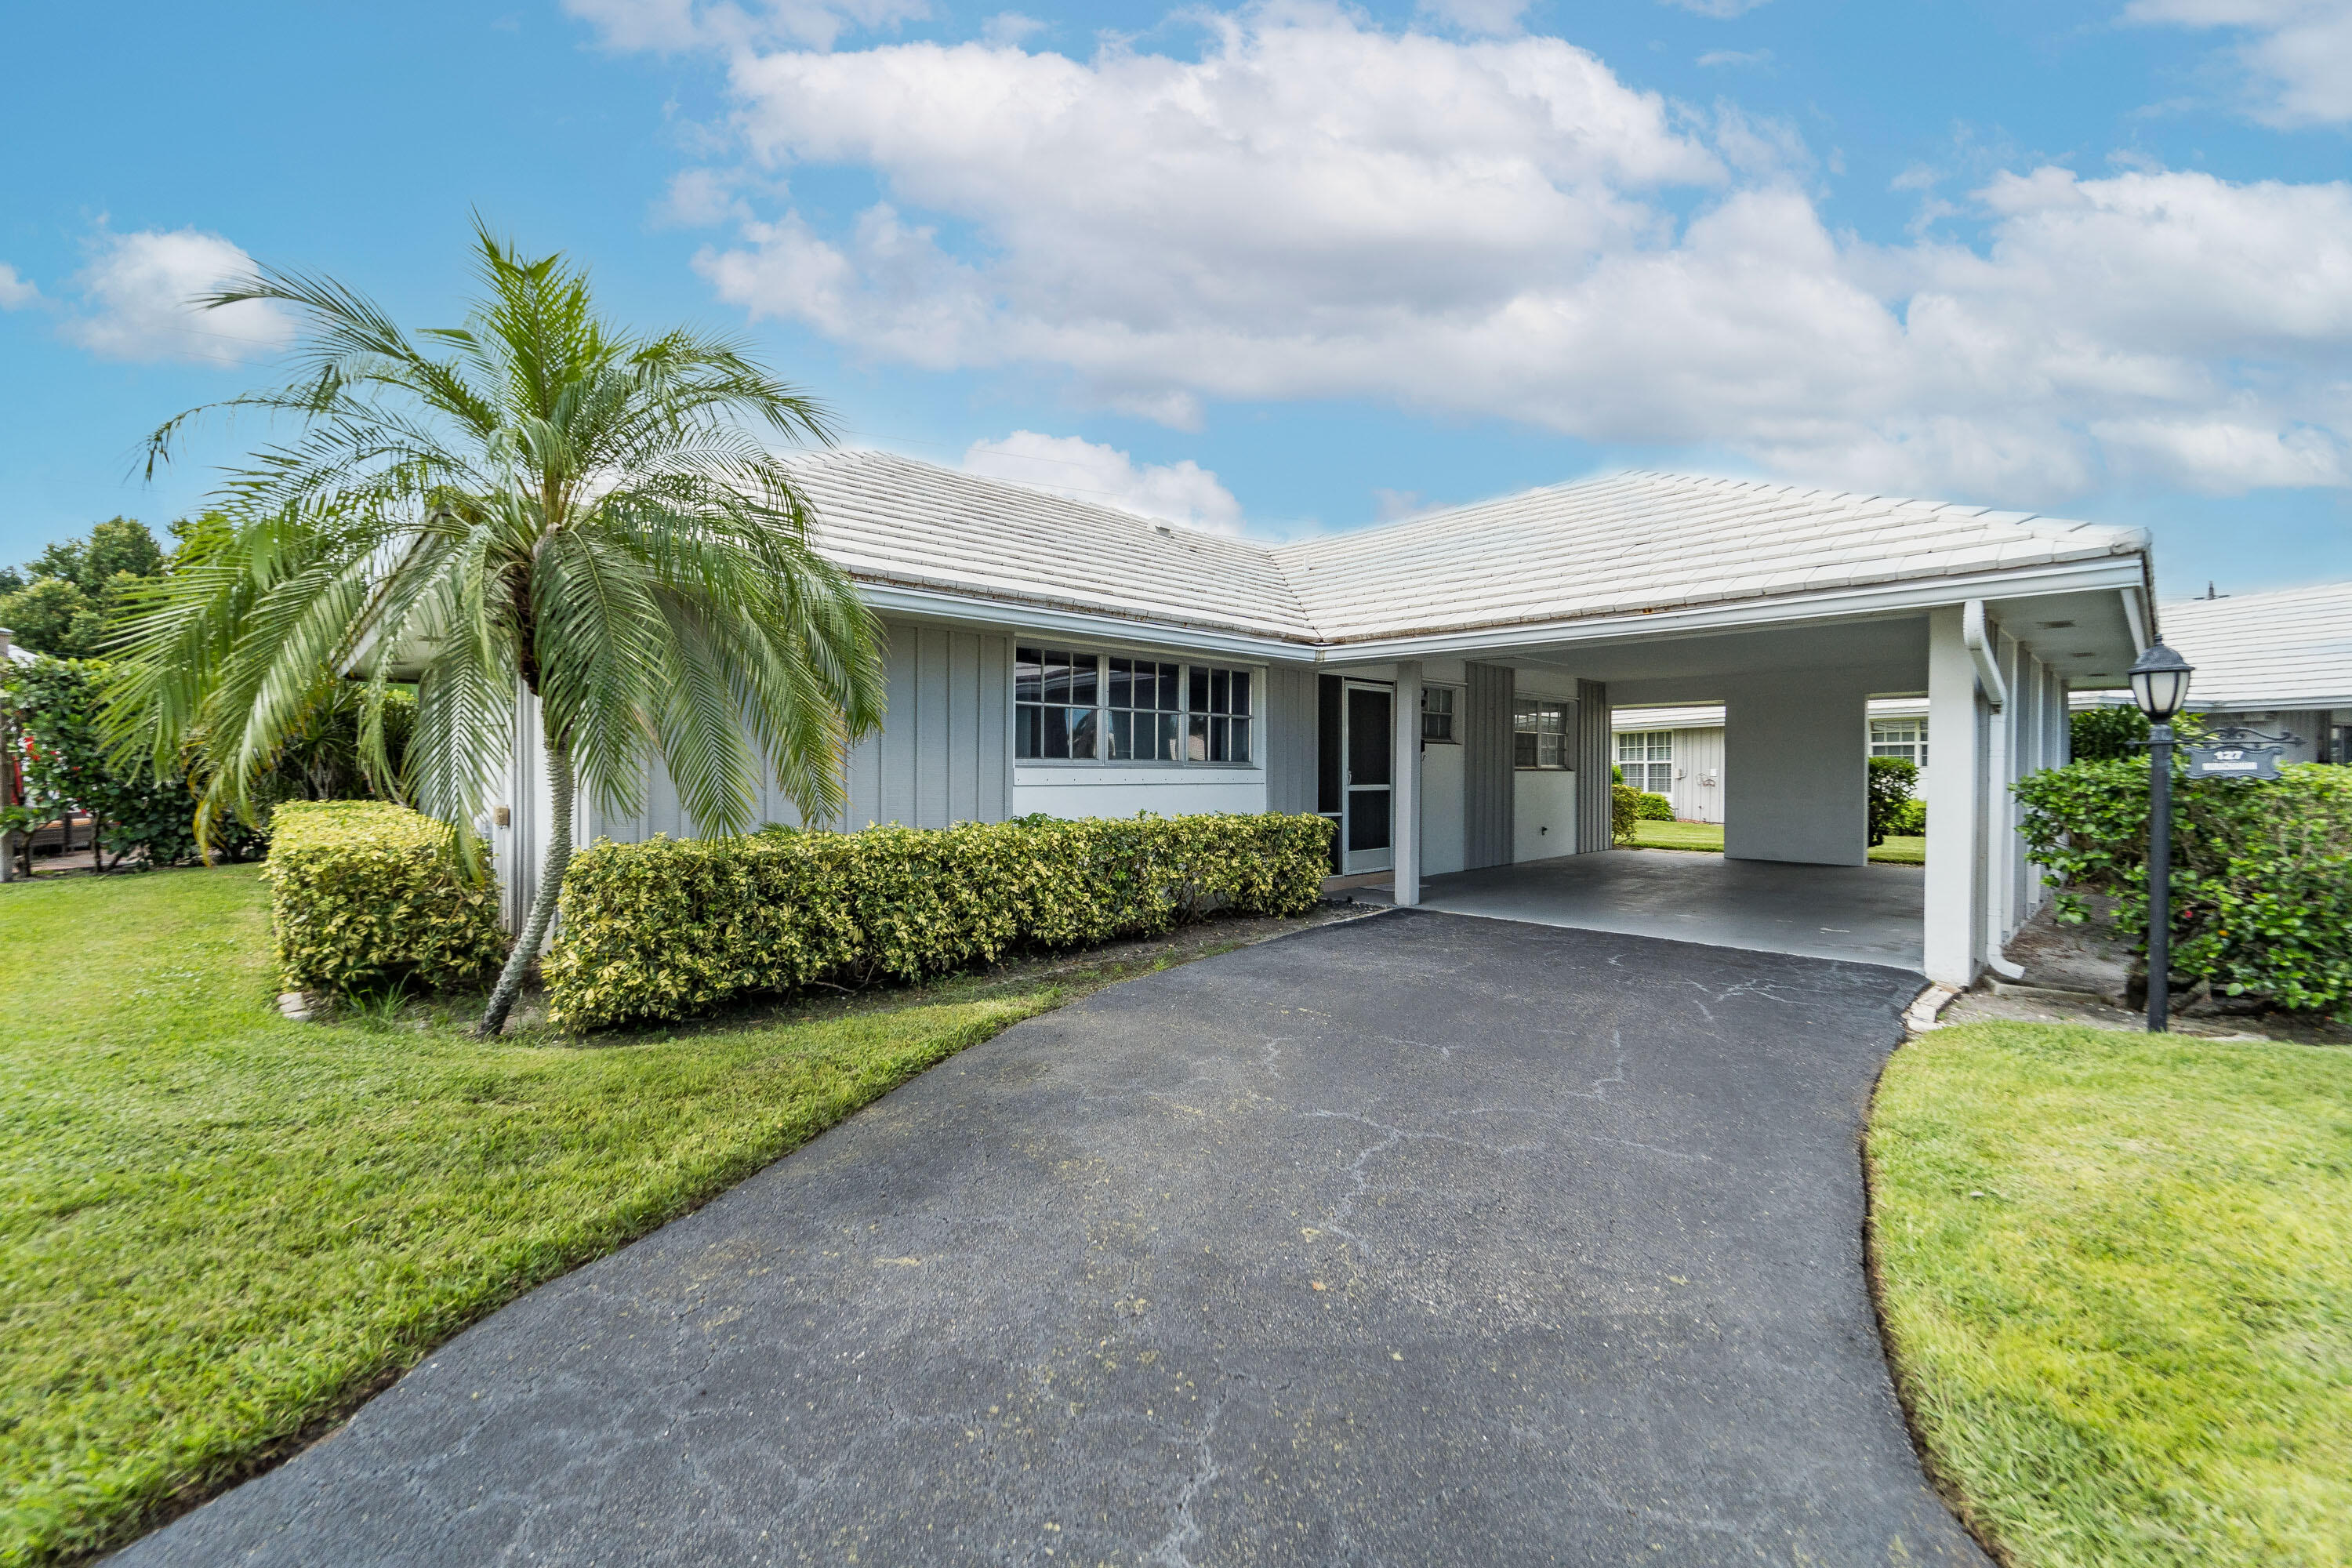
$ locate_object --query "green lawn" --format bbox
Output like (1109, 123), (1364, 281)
(1870, 1022), (2352, 1566)
(0, 866), (1103, 1563)
(1627, 819), (1926, 864)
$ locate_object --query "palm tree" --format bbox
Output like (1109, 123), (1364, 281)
(112, 222), (887, 1035)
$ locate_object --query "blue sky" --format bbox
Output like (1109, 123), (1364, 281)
(3, 0), (2347, 598)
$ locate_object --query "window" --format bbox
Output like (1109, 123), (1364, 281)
(1016, 646), (1252, 766)
(1421, 685), (1457, 743)
(1869, 717), (1928, 768)
(1187, 664), (1252, 763)
(1106, 654), (1182, 761)
(1617, 729), (1674, 796)
(1014, 647), (1098, 760)
(1514, 699), (1572, 770)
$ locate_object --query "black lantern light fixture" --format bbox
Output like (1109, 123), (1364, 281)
(2126, 641), (2194, 1032)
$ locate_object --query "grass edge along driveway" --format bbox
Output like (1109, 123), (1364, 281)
(1630, 818), (1926, 864)
(1869, 1021), (2351, 1568)
(0, 866), (1258, 1565)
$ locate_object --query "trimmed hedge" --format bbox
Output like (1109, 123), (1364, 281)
(2016, 759), (2352, 1016)
(1610, 783), (1643, 846)
(544, 812), (1335, 1031)
(1635, 791), (1675, 822)
(264, 801), (508, 994)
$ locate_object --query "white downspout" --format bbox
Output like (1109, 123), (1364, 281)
(1963, 600), (2008, 713)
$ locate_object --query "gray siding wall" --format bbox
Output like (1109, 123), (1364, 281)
(585, 617), (1012, 844)
(1264, 664), (1320, 815)
(1575, 677), (1611, 852)
(1464, 661), (1514, 869)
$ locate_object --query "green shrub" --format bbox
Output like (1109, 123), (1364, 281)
(1609, 783), (1642, 847)
(1635, 791), (1675, 821)
(264, 801), (507, 994)
(1886, 797), (1926, 837)
(1867, 755), (1920, 846)
(544, 812), (1335, 1031)
(2070, 703), (2148, 761)
(2016, 760), (2352, 1016)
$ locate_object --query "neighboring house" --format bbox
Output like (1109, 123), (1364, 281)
(495, 456), (2154, 988)
(1610, 699), (1930, 823)
(2107, 583), (2350, 763)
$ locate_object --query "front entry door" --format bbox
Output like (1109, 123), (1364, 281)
(1343, 682), (1394, 873)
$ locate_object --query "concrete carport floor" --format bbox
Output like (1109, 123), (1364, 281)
(122, 912), (1984, 1568)
(1376, 848), (1928, 970)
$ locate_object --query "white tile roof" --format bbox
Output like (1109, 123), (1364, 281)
(785, 452), (2147, 648)
(783, 450), (1312, 641)
(2161, 581), (2352, 711)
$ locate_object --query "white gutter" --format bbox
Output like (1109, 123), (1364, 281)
(857, 583), (1315, 663)
(1963, 601), (2008, 712)
(1312, 557), (2147, 662)
(2120, 584), (2151, 655)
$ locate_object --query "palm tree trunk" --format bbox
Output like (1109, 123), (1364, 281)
(477, 731), (573, 1037)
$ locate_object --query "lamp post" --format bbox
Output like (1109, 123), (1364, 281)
(2127, 642), (2194, 1033)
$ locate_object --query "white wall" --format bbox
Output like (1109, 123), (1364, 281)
(1011, 766), (1266, 820)
(1421, 735), (1467, 876)
(1514, 771), (1576, 862)
(1671, 725), (1724, 822)
(1722, 680), (1871, 865)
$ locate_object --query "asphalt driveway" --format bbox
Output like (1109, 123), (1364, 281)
(124, 909), (1984, 1566)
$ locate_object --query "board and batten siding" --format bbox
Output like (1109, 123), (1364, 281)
(581, 619), (1012, 846)
(1263, 665), (1320, 816)
(1463, 662), (1514, 869)
(1574, 678), (1611, 852)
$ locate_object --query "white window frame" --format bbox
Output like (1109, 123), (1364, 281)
(1420, 684), (1460, 744)
(1868, 717), (1929, 768)
(1616, 729), (1675, 797)
(1514, 699), (1572, 771)
(1014, 644), (1258, 768)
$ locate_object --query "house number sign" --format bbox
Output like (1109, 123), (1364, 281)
(2182, 724), (2301, 781)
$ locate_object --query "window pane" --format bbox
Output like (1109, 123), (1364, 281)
(1016, 649), (1043, 705)
(1230, 670), (1250, 716)
(1190, 666), (1208, 714)
(1109, 709), (1133, 760)
(1044, 706), (1070, 759)
(1515, 731), (1537, 768)
(1210, 667), (1229, 714)
(1069, 655), (1097, 706)
(1188, 713), (1208, 761)
(1044, 653), (1070, 704)
(1229, 717), (1250, 764)
(1157, 711), (1181, 762)
(1160, 663), (1182, 710)
(1540, 731), (1563, 768)
(1069, 706), (1098, 760)
(1016, 705), (1040, 759)
(1109, 655), (1132, 711)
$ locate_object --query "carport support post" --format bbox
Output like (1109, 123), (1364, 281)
(1393, 661), (1422, 907)
(1922, 605), (1987, 985)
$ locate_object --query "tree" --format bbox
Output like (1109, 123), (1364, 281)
(0, 517), (172, 659)
(1866, 755), (1919, 846)
(113, 221), (887, 1035)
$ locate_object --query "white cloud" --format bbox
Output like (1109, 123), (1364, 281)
(61, 229), (296, 365)
(656, 167), (746, 226)
(962, 430), (1246, 532)
(2124, 0), (2352, 126)
(1664, 0), (1772, 16)
(979, 10), (1044, 44)
(563, 0), (928, 51)
(653, 7), (2352, 506)
(0, 263), (39, 310)
(1417, 0), (1533, 35)
(1697, 47), (1771, 67)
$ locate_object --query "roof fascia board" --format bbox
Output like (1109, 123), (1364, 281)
(1313, 557), (2147, 663)
(856, 583), (1316, 663)
(2187, 694), (2352, 712)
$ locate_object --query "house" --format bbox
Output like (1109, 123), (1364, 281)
(2128, 583), (2351, 762)
(493, 456), (2154, 988)
(1610, 699), (1929, 824)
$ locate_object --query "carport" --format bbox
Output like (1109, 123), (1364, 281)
(1284, 477), (2155, 985)
(1374, 849), (1926, 969)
